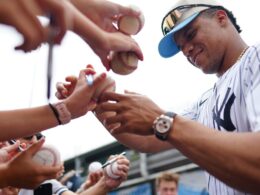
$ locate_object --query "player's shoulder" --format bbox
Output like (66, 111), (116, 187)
(247, 43), (260, 57)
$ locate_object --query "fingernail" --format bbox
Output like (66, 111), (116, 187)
(101, 73), (107, 79)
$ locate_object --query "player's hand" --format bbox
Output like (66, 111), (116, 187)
(3, 139), (63, 189)
(96, 90), (164, 135)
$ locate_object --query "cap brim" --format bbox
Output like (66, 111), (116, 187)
(158, 13), (199, 58)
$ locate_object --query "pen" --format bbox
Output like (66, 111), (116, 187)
(102, 151), (126, 168)
(86, 74), (94, 86)
(47, 40), (53, 99)
(47, 14), (55, 99)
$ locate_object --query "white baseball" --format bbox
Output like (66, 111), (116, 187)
(33, 144), (61, 166)
(118, 5), (145, 35)
(105, 161), (120, 179)
(92, 74), (116, 102)
(110, 51), (139, 75)
(88, 161), (102, 173)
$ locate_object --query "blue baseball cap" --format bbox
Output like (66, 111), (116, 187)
(158, 0), (221, 58)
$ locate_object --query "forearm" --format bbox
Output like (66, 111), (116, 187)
(113, 132), (172, 153)
(0, 105), (58, 141)
(170, 115), (260, 193)
(68, 3), (108, 49)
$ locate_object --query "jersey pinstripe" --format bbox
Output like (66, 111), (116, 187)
(182, 44), (260, 195)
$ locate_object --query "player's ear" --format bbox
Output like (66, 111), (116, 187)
(215, 10), (229, 27)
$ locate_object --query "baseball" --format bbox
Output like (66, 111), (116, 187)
(110, 51), (139, 75)
(118, 5), (145, 35)
(33, 144), (61, 166)
(105, 161), (120, 179)
(88, 161), (102, 173)
(92, 74), (116, 102)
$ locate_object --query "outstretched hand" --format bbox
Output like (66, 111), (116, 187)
(0, 0), (73, 52)
(71, 0), (141, 32)
(3, 139), (63, 189)
(96, 90), (164, 135)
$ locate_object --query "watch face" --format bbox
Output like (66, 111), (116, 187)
(155, 118), (171, 133)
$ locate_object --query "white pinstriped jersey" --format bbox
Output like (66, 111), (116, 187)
(182, 44), (260, 195)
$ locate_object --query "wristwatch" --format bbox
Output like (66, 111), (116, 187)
(153, 112), (176, 141)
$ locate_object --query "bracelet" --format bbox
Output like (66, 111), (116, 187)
(54, 102), (72, 125)
(49, 103), (62, 125)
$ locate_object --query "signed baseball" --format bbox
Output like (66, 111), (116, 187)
(105, 161), (120, 179)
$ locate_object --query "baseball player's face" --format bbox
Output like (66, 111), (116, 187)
(175, 13), (226, 75)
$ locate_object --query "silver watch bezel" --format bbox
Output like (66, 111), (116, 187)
(153, 112), (176, 141)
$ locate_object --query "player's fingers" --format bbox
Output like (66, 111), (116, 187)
(99, 91), (124, 102)
(98, 101), (122, 115)
(108, 123), (125, 135)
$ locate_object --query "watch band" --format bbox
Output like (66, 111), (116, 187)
(165, 112), (176, 118)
